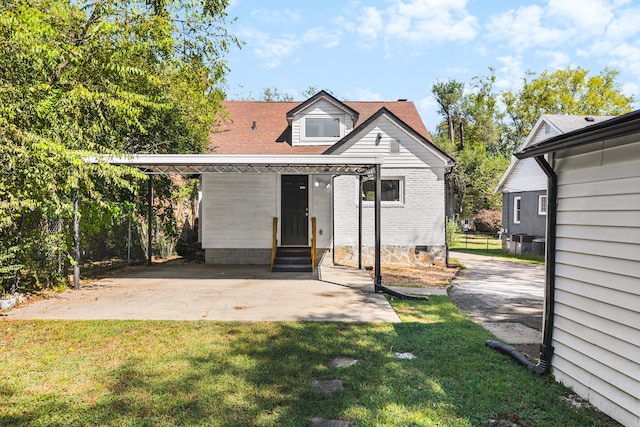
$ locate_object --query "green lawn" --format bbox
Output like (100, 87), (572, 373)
(451, 233), (545, 264)
(0, 298), (617, 426)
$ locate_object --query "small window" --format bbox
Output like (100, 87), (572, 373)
(390, 139), (400, 155)
(538, 195), (547, 215)
(362, 179), (402, 203)
(514, 196), (522, 224)
(305, 117), (340, 138)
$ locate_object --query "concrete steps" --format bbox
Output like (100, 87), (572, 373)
(272, 246), (313, 272)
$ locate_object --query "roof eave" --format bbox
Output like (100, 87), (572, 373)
(516, 110), (640, 159)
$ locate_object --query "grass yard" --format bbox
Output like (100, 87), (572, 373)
(0, 298), (618, 426)
(450, 233), (544, 265)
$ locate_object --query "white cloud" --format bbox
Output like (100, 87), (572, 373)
(486, 5), (571, 52)
(537, 50), (572, 69)
(386, 0), (478, 43)
(249, 8), (302, 24)
(341, 0), (478, 49)
(495, 56), (524, 91)
(418, 95), (441, 131)
(347, 88), (383, 101)
(354, 7), (384, 48)
(302, 27), (341, 48)
(621, 82), (639, 101)
(604, 7), (640, 41)
(241, 28), (300, 69)
(546, 0), (613, 32)
(608, 43), (640, 77)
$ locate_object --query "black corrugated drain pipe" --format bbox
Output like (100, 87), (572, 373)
(376, 283), (429, 301)
(485, 340), (550, 375)
(485, 154), (557, 376)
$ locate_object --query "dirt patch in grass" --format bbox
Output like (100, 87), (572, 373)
(368, 263), (459, 288)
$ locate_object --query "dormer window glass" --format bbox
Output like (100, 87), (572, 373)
(305, 117), (340, 138)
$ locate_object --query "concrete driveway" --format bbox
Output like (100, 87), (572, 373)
(2, 260), (400, 322)
(448, 251), (545, 356)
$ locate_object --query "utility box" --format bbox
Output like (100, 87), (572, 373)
(532, 238), (546, 256)
(511, 234), (535, 254)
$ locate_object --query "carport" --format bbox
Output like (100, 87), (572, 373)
(77, 154), (387, 292)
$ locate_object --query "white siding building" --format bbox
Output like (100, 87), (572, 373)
(516, 110), (640, 427)
(203, 91), (455, 270)
(496, 115), (613, 254)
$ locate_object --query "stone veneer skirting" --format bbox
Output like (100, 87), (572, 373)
(334, 245), (446, 266)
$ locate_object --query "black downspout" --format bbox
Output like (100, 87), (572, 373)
(485, 154), (556, 375)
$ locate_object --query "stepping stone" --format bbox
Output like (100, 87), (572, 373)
(328, 357), (358, 367)
(311, 417), (351, 427)
(312, 379), (344, 393)
(394, 351), (417, 360)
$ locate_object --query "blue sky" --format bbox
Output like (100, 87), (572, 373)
(222, 0), (640, 131)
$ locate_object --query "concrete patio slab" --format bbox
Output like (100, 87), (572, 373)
(3, 260), (400, 322)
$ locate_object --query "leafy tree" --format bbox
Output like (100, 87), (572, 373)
(432, 79), (465, 149)
(0, 0), (239, 290)
(262, 87), (294, 102)
(431, 66), (634, 220)
(502, 66), (634, 152)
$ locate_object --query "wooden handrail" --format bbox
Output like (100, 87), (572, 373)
(270, 217), (278, 271)
(311, 217), (317, 271)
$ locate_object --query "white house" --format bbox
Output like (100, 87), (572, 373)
(516, 110), (640, 427)
(496, 115), (613, 254)
(203, 90), (455, 270)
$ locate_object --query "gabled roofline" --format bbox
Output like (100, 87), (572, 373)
(516, 109), (640, 158)
(323, 107), (455, 167)
(495, 114), (615, 192)
(495, 115), (557, 193)
(286, 90), (359, 122)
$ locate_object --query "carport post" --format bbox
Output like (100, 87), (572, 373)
(358, 175), (363, 270)
(374, 164), (382, 291)
(147, 175), (153, 266)
(73, 187), (80, 290)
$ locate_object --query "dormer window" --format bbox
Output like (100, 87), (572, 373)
(305, 117), (341, 138)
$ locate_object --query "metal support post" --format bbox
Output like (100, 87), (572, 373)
(358, 175), (363, 270)
(73, 188), (80, 290)
(374, 164), (382, 291)
(147, 176), (153, 266)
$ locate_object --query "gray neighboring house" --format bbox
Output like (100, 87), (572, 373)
(495, 115), (613, 254)
(516, 110), (640, 427)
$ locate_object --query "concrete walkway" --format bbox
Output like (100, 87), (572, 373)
(3, 260), (400, 322)
(448, 251), (545, 356)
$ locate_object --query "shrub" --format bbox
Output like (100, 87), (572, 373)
(446, 217), (461, 247)
(472, 210), (501, 234)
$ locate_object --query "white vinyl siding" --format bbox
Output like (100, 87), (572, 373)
(201, 174), (277, 249)
(502, 157), (548, 192)
(292, 99), (353, 146)
(329, 116), (450, 172)
(550, 137), (640, 427)
(201, 174), (333, 251)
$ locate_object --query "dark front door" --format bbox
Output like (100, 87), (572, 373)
(281, 175), (308, 246)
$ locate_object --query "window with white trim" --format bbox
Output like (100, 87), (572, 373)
(514, 196), (521, 224)
(538, 195), (547, 215)
(361, 178), (403, 203)
(304, 117), (341, 138)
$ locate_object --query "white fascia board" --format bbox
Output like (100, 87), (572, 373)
(89, 153), (383, 165)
